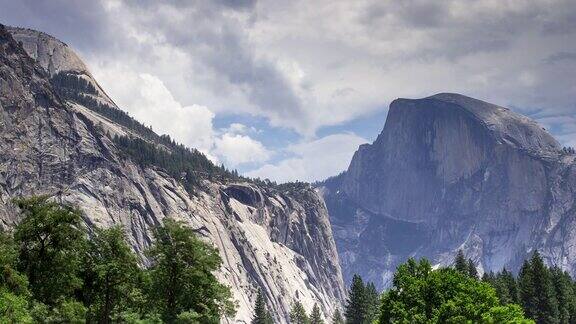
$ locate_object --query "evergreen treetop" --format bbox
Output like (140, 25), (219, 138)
(344, 274), (369, 324)
(251, 289), (273, 324)
(290, 301), (310, 324)
(454, 249), (468, 275)
(310, 303), (324, 324)
(331, 308), (344, 324)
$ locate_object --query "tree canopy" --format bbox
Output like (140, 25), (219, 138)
(378, 258), (532, 323)
(0, 197), (236, 323)
(251, 290), (273, 324)
(290, 301), (310, 324)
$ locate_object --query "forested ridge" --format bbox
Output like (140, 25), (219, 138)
(51, 71), (308, 196)
(112, 134), (312, 196)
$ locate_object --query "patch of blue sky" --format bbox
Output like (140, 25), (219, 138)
(316, 106), (389, 143)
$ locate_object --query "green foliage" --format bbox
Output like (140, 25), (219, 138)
(147, 218), (236, 323)
(113, 135), (228, 193)
(51, 72), (159, 141)
(115, 311), (163, 324)
(290, 301), (310, 324)
(0, 233), (29, 297)
(454, 250), (468, 275)
(365, 282), (380, 322)
(0, 290), (33, 323)
(0, 197), (236, 323)
(174, 310), (202, 323)
(378, 258), (532, 323)
(80, 226), (142, 322)
(24, 299), (86, 323)
(13, 197), (85, 305)
(518, 251), (559, 323)
(550, 266), (576, 323)
(453, 250), (478, 279)
(481, 304), (532, 324)
(483, 251), (576, 324)
(49, 299), (87, 323)
(310, 304), (324, 324)
(468, 259), (478, 279)
(251, 290), (273, 324)
(112, 135), (308, 196)
(343, 275), (380, 324)
(491, 268), (520, 306)
(345, 275), (369, 324)
(332, 309), (344, 324)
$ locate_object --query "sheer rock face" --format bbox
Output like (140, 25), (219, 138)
(0, 25), (345, 323)
(318, 93), (576, 289)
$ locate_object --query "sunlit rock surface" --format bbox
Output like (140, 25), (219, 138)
(0, 25), (345, 323)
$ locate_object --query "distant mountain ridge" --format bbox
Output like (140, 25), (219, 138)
(318, 93), (576, 289)
(0, 24), (345, 323)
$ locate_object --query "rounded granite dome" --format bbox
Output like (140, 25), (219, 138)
(389, 93), (560, 155)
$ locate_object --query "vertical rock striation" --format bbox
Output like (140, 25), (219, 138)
(318, 93), (576, 290)
(0, 25), (345, 322)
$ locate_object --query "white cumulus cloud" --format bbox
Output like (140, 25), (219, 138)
(93, 67), (271, 166)
(214, 133), (272, 167)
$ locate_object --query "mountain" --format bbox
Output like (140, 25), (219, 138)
(0, 25), (345, 322)
(318, 93), (576, 289)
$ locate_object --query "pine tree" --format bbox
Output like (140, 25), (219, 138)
(310, 304), (324, 324)
(493, 271), (513, 305)
(290, 301), (309, 324)
(364, 282), (379, 322)
(519, 251), (560, 323)
(468, 259), (478, 279)
(482, 271), (496, 285)
(265, 312), (274, 324)
(344, 274), (368, 324)
(454, 250), (468, 275)
(501, 268), (520, 304)
(519, 259), (537, 319)
(530, 251), (559, 323)
(550, 266), (575, 324)
(251, 290), (273, 324)
(332, 309), (344, 324)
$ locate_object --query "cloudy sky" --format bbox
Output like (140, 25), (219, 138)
(1, 0), (575, 182)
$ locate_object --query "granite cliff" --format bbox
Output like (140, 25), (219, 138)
(0, 25), (345, 322)
(318, 93), (576, 290)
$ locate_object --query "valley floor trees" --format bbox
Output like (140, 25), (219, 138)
(378, 258), (531, 323)
(0, 196), (236, 323)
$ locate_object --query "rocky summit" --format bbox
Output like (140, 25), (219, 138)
(318, 93), (576, 290)
(0, 25), (345, 323)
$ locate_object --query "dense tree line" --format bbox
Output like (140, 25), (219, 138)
(344, 275), (379, 323)
(339, 251), (536, 323)
(8, 197), (572, 324)
(0, 197), (235, 323)
(482, 251), (576, 324)
(248, 250), (560, 323)
(113, 135), (314, 196)
(113, 135), (234, 193)
(51, 71), (160, 141)
(377, 257), (531, 323)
